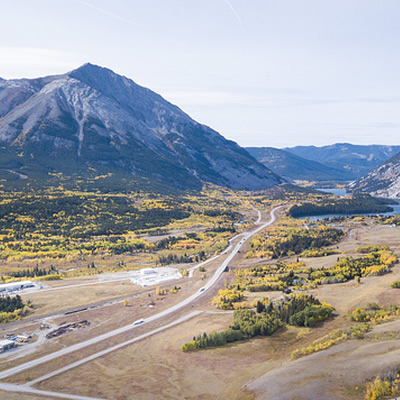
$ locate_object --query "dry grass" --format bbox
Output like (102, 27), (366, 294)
(20, 280), (144, 317)
(0, 391), (46, 400)
(35, 312), (303, 399)
(247, 320), (400, 400)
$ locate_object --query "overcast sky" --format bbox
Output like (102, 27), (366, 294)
(1, 0), (399, 148)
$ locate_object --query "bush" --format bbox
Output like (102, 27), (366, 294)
(356, 245), (389, 254)
(37, 274), (61, 281)
(180, 310), (282, 351)
(365, 372), (400, 400)
(291, 323), (371, 359)
(274, 293), (327, 324)
(301, 248), (339, 257)
(391, 279), (400, 288)
(0, 295), (24, 313)
(289, 304), (334, 327)
(350, 304), (400, 323)
(212, 289), (243, 310)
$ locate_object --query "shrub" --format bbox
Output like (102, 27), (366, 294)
(365, 372), (400, 400)
(289, 304), (334, 327)
(391, 279), (400, 289)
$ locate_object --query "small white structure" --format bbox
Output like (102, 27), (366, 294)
(0, 281), (36, 294)
(141, 268), (157, 275)
(130, 267), (183, 287)
(0, 339), (15, 353)
(16, 334), (31, 343)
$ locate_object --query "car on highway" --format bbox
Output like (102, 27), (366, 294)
(133, 319), (145, 325)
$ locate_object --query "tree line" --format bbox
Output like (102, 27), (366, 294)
(0, 295), (24, 313)
(248, 225), (345, 259)
(289, 193), (397, 218)
(7, 265), (57, 278)
(181, 293), (333, 351)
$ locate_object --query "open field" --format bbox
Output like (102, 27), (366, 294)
(247, 319), (400, 400)
(33, 312), (304, 400)
(0, 391), (45, 400)
(307, 264), (400, 314)
(15, 267), (185, 317)
(20, 280), (144, 317)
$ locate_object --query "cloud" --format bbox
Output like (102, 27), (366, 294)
(162, 89), (247, 107)
(0, 48), (83, 79)
(223, 0), (243, 27)
(161, 86), (346, 110)
(74, 0), (141, 27)
(359, 96), (400, 104)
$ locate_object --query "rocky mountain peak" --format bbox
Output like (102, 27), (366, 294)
(0, 64), (283, 192)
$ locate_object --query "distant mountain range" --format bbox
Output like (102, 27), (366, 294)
(247, 143), (400, 182)
(285, 144), (400, 180)
(246, 147), (349, 181)
(348, 152), (400, 198)
(0, 63), (283, 192)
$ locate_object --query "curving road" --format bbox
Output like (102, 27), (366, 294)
(0, 205), (283, 398)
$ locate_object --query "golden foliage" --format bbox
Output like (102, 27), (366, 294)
(291, 324), (370, 359)
(212, 288), (244, 310)
(365, 374), (400, 400)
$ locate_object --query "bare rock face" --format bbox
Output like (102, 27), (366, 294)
(0, 63), (284, 191)
(348, 152), (400, 198)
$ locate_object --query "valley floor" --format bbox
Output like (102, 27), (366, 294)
(0, 206), (399, 399)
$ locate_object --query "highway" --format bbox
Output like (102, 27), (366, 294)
(0, 205), (283, 399)
(27, 311), (203, 387)
(186, 206), (261, 277)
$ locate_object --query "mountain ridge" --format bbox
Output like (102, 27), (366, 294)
(348, 152), (400, 198)
(0, 63), (283, 192)
(246, 146), (351, 182)
(284, 143), (400, 180)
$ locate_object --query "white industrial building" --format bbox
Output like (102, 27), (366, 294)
(0, 280), (36, 294)
(0, 339), (15, 353)
(130, 267), (183, 287)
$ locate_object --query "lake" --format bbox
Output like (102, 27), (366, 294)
(298, 188), (400, 221)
